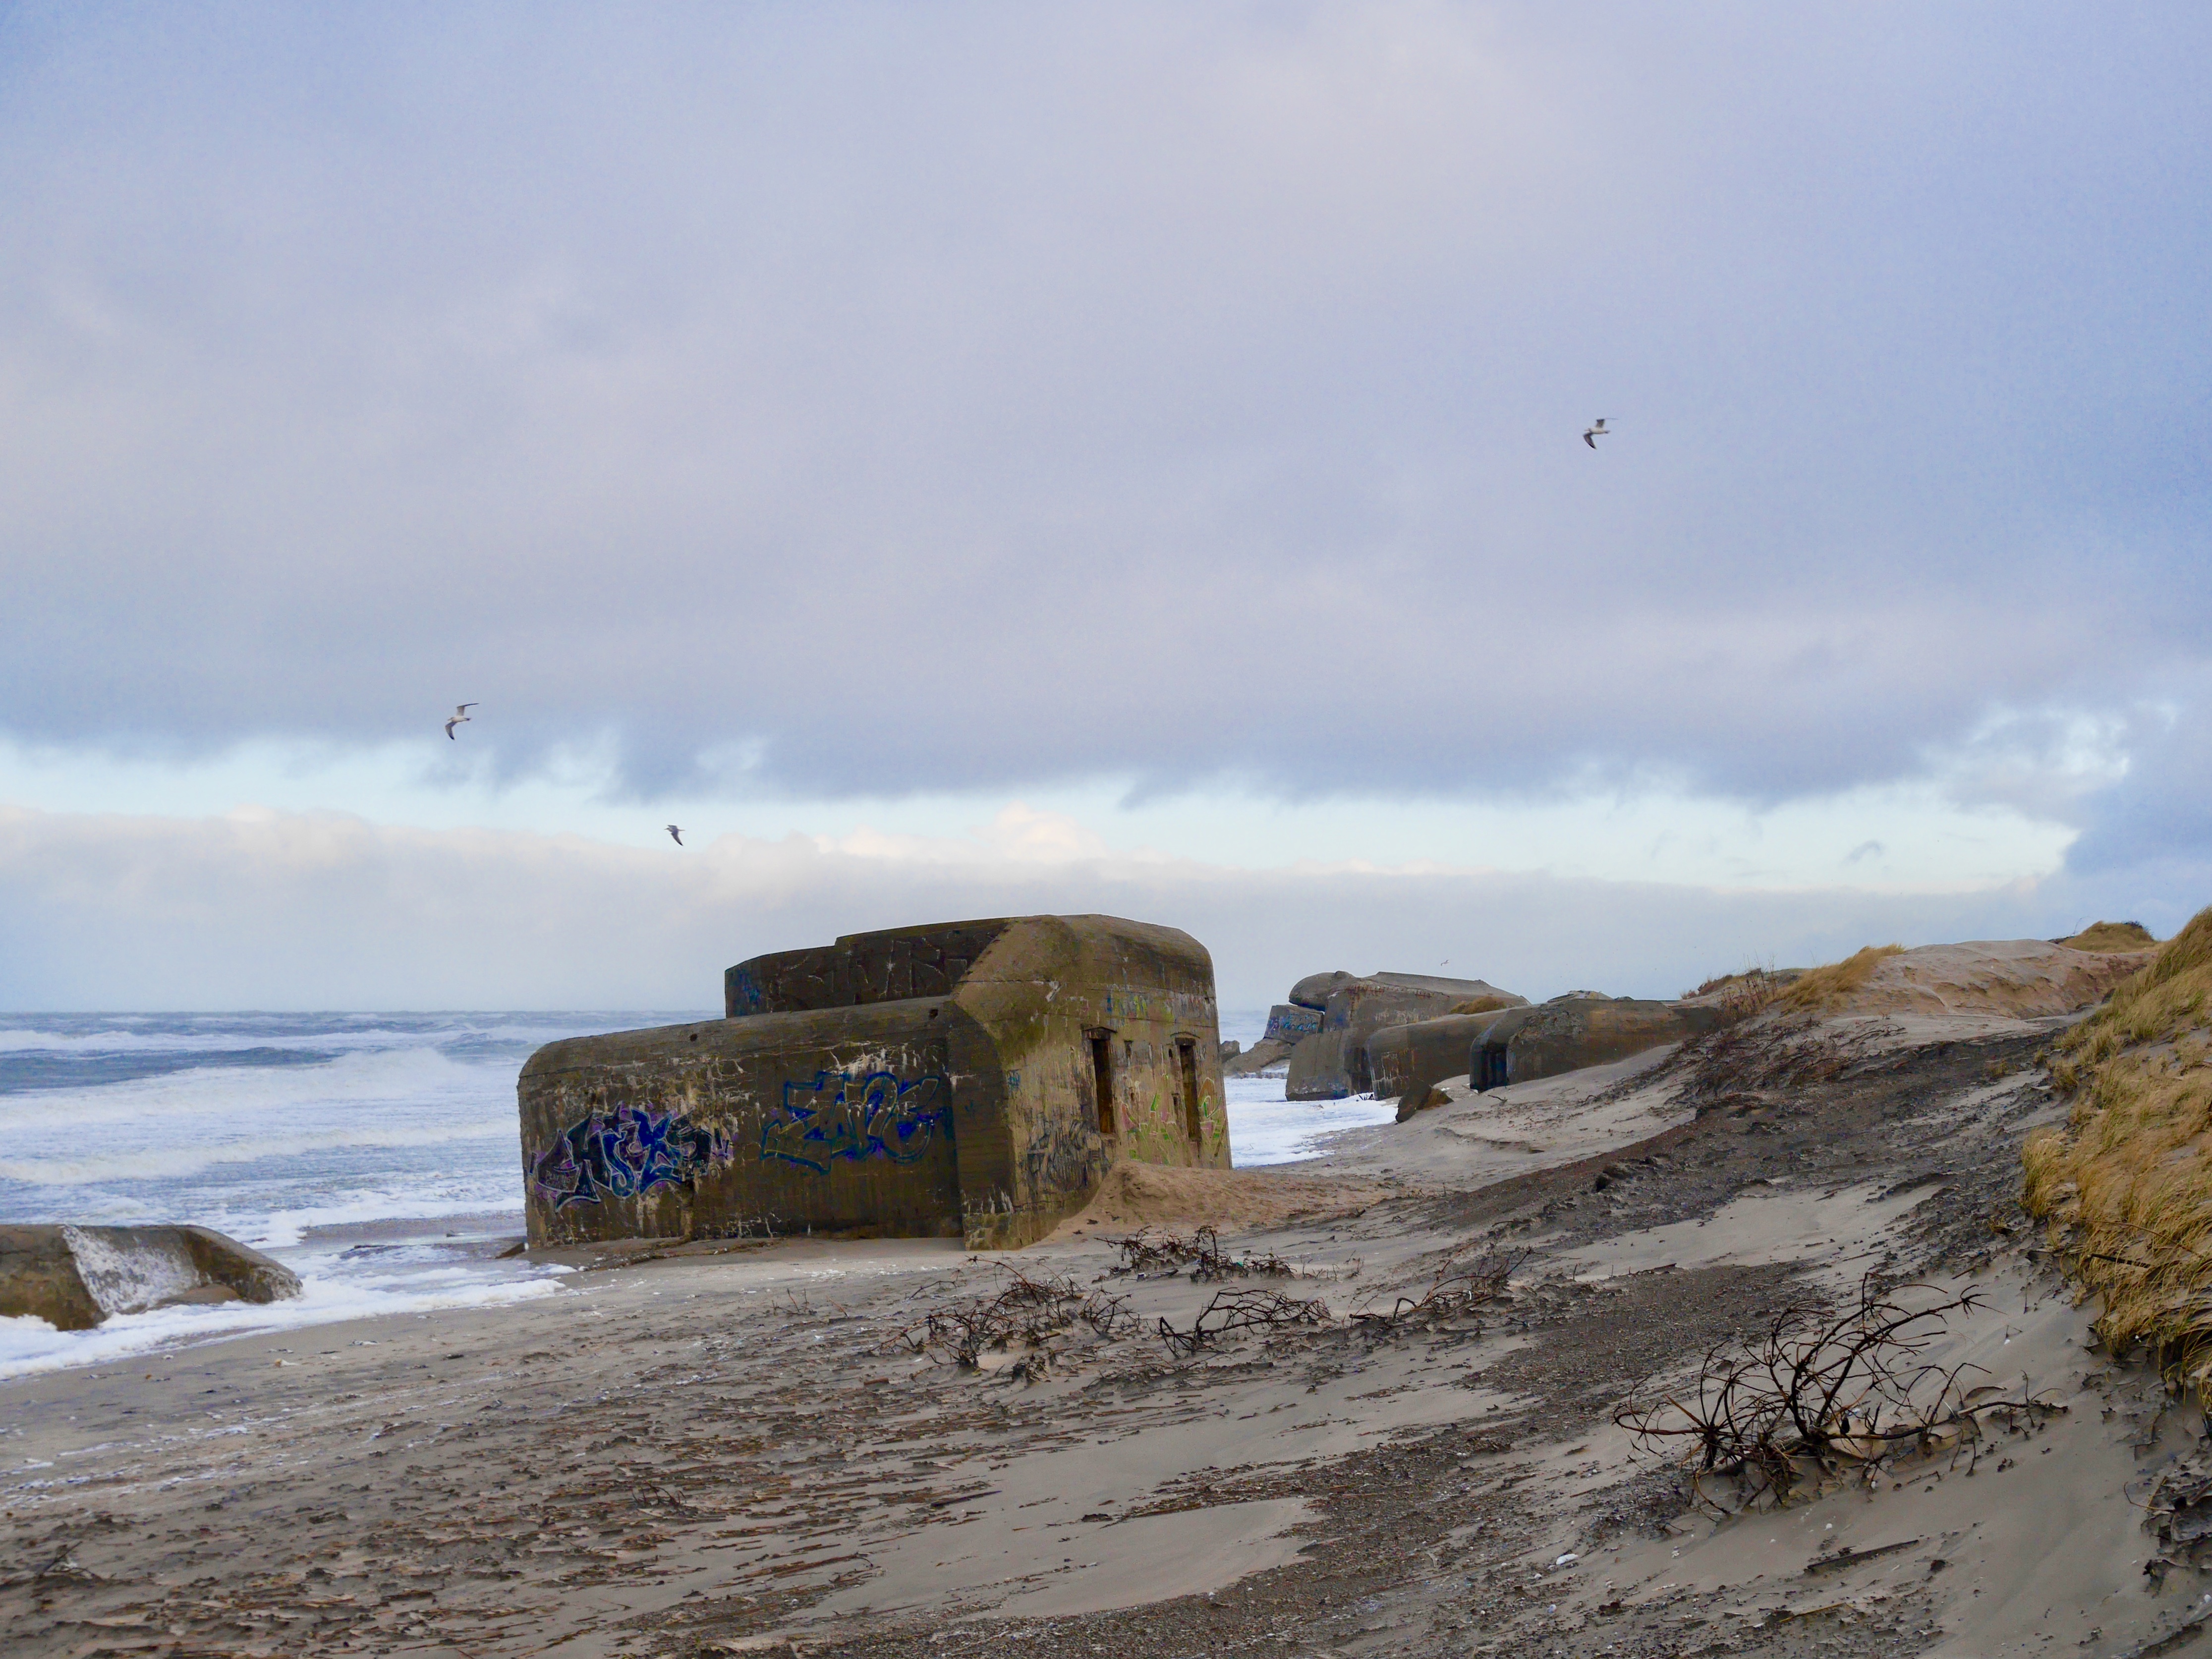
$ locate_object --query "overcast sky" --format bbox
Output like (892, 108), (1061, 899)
(2, 3), (2207, 1009)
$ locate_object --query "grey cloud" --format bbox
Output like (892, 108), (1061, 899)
(2064, 681), (2212, 892)
(0, 4), (2209, 824)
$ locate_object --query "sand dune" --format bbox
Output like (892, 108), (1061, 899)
(1821, 937), (2152, 1019)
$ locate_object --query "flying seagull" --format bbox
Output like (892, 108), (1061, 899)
(1582, 418), (1608, 449)
(665, 825), (684, 846)
(445, 703), (476, 739)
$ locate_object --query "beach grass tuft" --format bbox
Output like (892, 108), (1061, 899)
(1450, 995), (1514, 1016)
(1771, 944), (1904, 1015)
(2055, 919), (2160, 953)
(2022, 904), (2212, 1383)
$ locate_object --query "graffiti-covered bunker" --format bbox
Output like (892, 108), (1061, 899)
(518, 914), (1230, 1251)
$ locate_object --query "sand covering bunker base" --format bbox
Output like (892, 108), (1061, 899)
(1041, 1161), (1382, 1242)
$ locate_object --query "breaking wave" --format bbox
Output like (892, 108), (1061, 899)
(0, 1010), (701, 1375)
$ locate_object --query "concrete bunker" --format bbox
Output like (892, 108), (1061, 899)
(1285, 972), (1526, 1101)
(1468, 997), (1724, 1093)
(518, 914), (1229, 1252)
(1369, 1010), (1525, 1104)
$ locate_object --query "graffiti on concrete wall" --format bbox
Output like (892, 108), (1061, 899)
(1020, 1112), (1098, 1200)
(730, 923), (1009, 1015)
(727, 965), (766, 1014)
(760, 1070), (952, 1175)
(532, 1103), (733, 1209)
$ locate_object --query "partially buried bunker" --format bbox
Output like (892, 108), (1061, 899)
(518, 914), (1230, 1251)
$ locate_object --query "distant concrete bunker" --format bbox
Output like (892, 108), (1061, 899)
(518, 915), (1229, 1251)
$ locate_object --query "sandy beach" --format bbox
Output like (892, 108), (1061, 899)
(1, 1010), (2185, 1658)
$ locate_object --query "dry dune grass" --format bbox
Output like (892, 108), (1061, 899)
(1772, 944), (1905, 1015)
(1450, 995), (1514, 1016)
(1679, 966), (1798, 1020)
(2023, 904), (2212, 1379)
(2057, 920), (2160, 953)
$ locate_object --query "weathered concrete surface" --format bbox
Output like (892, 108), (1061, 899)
(724, 919), (1014, 1016)
(0, 1224), (301, 1331)
(1287, 972), (1353, 1011)
(1263, 1003), (1324, 1042)
(1395, 1082), (1451, 1119)
(1471, 997), (1724, 1092)
(521, 914), (1229, 1253)
(1507, 998), (1699, 1082)
(1367, 1013), (1500, 1112)
(1225, 1038), (1291, 1076)
(1285, 974), (1525, 1100)
(1466, 1005), (1544, 1091)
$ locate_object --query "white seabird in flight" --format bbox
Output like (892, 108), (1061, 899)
(666, 825), (684, 846)
(1582, 418), (1608, 449)
(445, 703), (476, 739)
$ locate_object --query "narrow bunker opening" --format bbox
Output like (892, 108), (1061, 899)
(1089, 1030), (1116, 1135)
(1476, 1039), (1510, 1092)
(1176, 1037), (1202, 1142)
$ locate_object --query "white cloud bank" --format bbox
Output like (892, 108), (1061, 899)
(0, 803), (2173, 1013)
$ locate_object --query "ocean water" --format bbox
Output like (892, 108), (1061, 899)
(0, 1007), (1393, 1376)
(1215, 1007), (1399, 1166)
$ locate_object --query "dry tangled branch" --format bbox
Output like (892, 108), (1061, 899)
(1157, 1288), (1330, 1358)
(886, 1266), (1137, 1368)
(1613, 1277), (2060, 1509)
(1106, 1225), (1294, 1281)
(1351, 1243), (1525, 1333)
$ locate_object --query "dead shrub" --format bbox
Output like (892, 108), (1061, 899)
(887, 1265), (1137, 1368)
(1157, 1288), (1330, 1358)
(1107, 1225), (1294, 1282)
(1614, 1278), (2057, 1510)
(1351, 1242), (1524, 1333)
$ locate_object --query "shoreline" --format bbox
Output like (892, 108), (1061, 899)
(0, 1083), (1395, 1383)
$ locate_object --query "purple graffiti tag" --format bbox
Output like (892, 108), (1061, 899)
(531, 1102), (732, 1209)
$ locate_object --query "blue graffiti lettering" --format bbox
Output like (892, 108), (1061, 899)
(729, 966), (765, 1013)
(532, 1103), (732, 1209)
(760, 1070), (951, 1174)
